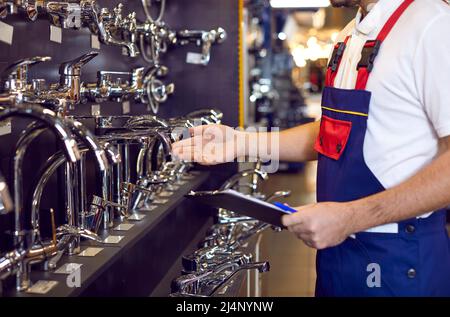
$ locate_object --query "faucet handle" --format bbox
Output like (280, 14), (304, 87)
(59, 51), (99, 77)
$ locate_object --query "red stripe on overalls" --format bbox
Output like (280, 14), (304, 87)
(355, 0), (415, 90)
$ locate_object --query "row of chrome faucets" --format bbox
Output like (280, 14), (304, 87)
(0, 98), (223, 291)
(0, 0), (228, 295)
(170, 162), (291, 297)
(0, 0), (226, 63)
(0, 51), (175, 115)
(0, 0), (226, 114)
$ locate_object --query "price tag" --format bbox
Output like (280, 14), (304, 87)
(186, 52), (204, 65)
(91, 104), (101, 116)
(54, 263), (83, 275)
(103, 235), (124, 244)
(0, 119), (11, 136)
(50, 25), (62, 43)
(26, 280), (58, 294)
(114, 224), (134, 231)
(78, 247), (103, 257)
(0, 21), (13, 45)
(122, 100), (130, 114)
(91, 34), (100, 50)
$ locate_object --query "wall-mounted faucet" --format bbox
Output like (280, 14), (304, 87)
(0, 52), (98, 114)
(0, 56), (52, 106)
(175, 28), (227, 66)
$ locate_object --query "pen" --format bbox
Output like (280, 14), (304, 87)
(273, 202), (297, 214)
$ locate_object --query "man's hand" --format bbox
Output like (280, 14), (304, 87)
(172, 124), (245, 165)
(281, 202), (356, 250)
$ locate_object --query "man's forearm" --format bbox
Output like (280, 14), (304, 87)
(348, 148), (450, 233)
(239, 121), (320, 162)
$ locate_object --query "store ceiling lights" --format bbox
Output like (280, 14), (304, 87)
(270, 0), (331, 8)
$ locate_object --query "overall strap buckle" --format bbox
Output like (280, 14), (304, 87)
(328, 42), (346, 72)
(357, 40), (382, 72)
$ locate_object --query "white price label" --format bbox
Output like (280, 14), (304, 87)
(91, 34), (100, 50)
(50, 25), (62, 43)
(91, 104), (101, 116)
(0, 21), (14, 45)
(122, 100), (130, 114)
(0, 119), (11, 136)
(186, 52), (204, 65)
(26, 280), (58, 294)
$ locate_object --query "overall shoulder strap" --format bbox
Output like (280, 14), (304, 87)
(355, 0), (415, 90)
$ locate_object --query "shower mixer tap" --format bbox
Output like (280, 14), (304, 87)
(175, 27), (227, 66)
(0, 52), (98, 114)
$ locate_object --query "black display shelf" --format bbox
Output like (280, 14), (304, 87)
(3, 171), (214, 297)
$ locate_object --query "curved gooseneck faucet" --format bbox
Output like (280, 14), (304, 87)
(0, 105), (81, 291)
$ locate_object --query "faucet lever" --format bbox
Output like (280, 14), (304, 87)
(59, 51), (99, 77)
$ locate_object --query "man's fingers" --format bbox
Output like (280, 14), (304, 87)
(281, 212), (303, 227)
(173, 145), (201, 162)
(172, 135), (205, 150)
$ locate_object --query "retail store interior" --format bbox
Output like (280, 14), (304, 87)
(0, 0), (448, 298)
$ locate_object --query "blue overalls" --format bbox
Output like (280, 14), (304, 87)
(314, 0), (450, 296)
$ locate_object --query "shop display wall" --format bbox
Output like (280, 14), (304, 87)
(0, 0), (240, 293)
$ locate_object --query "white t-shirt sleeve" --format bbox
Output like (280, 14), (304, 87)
(413, 13), (450, 138)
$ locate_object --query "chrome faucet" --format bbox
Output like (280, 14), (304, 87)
(83, 68), (145, 103)
(0, 52), (97, 113)
(95, 3), (139, 57)
(141, 64), (174, 114)
(220, 168), (269, 192)
(28, 119), (112, 252)
(1, 1), (139, 56)
(0, 56), (52, 106)
(175, 28), (227, 66)
(0, 105), (81, 291)
(171, 260), (270, 296)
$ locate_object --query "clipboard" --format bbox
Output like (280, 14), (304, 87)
(186, 189), (295, 228)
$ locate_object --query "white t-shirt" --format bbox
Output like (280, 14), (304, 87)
(331, 0), (450, 233)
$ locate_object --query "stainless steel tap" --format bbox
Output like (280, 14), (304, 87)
(0, 52), (97, 113)
(95, 3), (139, 57)
(219, 168), (268, 192)
(83, 67), (146, 103)
(141, 64), (174, 114)
(29, 119), (112, 252)
(0, 105), (81, 291)
(182, 250), (251, 275)
(172, 260), (270, 296)
(89, 194), (127, 232)
(1, 1), (139, 56)
(56, 51), (98, 109)
(175, 27), (227, 66)
(0, 56), (52, 106)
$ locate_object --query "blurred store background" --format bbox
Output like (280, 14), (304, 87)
(241, 0), (356, 296)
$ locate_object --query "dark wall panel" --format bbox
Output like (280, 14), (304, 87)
(0, 0), (240, 251)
